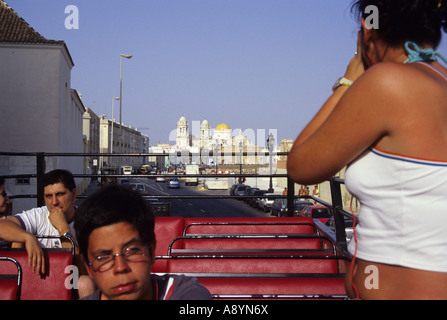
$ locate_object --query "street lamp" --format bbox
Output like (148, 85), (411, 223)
(119, 53), (132, 167)
(239, 141), (243, 183)
(111, 97), (120, 155)
(267, 133), (275, 193)
(119, 53), (133, 127)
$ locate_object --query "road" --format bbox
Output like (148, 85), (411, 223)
(131, 177), (270, 218)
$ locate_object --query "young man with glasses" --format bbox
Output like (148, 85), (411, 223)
(74, 185), (212, 300)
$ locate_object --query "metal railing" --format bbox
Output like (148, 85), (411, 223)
(0, 151), (353, 250)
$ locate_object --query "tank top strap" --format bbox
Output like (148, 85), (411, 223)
(417, 62), (447, 81)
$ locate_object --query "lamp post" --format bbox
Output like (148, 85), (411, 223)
(111, 97), (120, 157)
(119, 54), (133, 127)
(119, 53), (132, 167)
(267, 133), (275, 193)
(239, 142), (243, 183)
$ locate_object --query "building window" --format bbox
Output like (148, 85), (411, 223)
(16, 178), (30, 185)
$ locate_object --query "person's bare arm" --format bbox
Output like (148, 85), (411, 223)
(287, 61), (399, 185)
(0, 217), (45, 274)
(293, 35), (366, 148)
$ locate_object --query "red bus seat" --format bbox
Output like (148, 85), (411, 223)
(0, 248), (73, 300)
(164, 255), (345, 274)
(0, 257), (21, 300)
(197, 276), (347, 299)
(184, 217), (314, 224)
(169, 234), (334, 254)
(183, 222), (317, 235)
(169, 249), (334, 256)
(153, 216), (185, 272)
(183, 217), (316, 235)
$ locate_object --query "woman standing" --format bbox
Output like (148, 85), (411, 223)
(288, 0), (447, 299)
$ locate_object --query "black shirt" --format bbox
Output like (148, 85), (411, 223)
(81, 274), (212, 300)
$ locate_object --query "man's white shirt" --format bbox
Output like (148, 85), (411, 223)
(15, 206), (76, 248)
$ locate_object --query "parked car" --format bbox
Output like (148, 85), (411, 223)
(270, 199), (288, 217)
(234, 184), (250, 198)
(256, 193), (276, 213)
(129, 183), (147, 195)
(271, 199), (314, 217)
(293, 200), (315, 217)
(244, 187), (259, 204)
(250, 190), (267, 208)
(119, 178), (130, 186)
(167, 177), (180, 189)
(229, 183), (242, 196)
(299, 206), (332, 223)
(325, 216), (355, 243)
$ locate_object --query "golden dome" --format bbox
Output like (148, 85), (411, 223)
(215, 123), (230, 130)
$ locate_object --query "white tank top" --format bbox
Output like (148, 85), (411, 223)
(346, 148), (447, 272)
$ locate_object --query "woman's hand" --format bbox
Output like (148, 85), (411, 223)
(344, 31), (366, 82)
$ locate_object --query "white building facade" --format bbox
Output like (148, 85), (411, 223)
(99, 117), (149, 169)
(0, 2), (85, 212)
(0, 1), (151, 212)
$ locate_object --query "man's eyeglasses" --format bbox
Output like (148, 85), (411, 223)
(0, 191), (7, 198)
(87, 244), (150, 272)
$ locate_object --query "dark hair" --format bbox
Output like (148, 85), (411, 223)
(352, 0), (447, 48)
(0, 179), (4, 187)
(43, 169), (76, 191)
(74, 185), (156, 261)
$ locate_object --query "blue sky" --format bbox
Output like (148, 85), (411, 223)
(5, 0), (447, 146)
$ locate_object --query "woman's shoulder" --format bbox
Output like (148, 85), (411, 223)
(353, 62), (430, 101)
(361, 62), (440, 85)
(362, 62), (416, 82)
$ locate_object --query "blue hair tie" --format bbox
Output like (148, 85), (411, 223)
(404, 41), (447, 64)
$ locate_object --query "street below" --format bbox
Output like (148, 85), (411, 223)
(132, 177), (270, 218)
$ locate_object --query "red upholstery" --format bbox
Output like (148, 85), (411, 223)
(153, 216), (184, 272)
(152, 216), (349, 299)
(184, 217), (313, 224)
(174, 237), (332, 251)
(0, 257), (21, 300)
(184, 223), (316, 235)
(165, 256), (341, 274)
(184, 217), (316, 235)
(154, 216), (184, 255)
(197, 277), (346, 297)
(0, 249), (73, 300)
(169, 250), (333, 256)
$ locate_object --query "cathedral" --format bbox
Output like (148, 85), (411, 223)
(174, 116), (274, 165)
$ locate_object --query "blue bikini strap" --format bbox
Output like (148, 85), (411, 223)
(404, 41), (447, 65)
